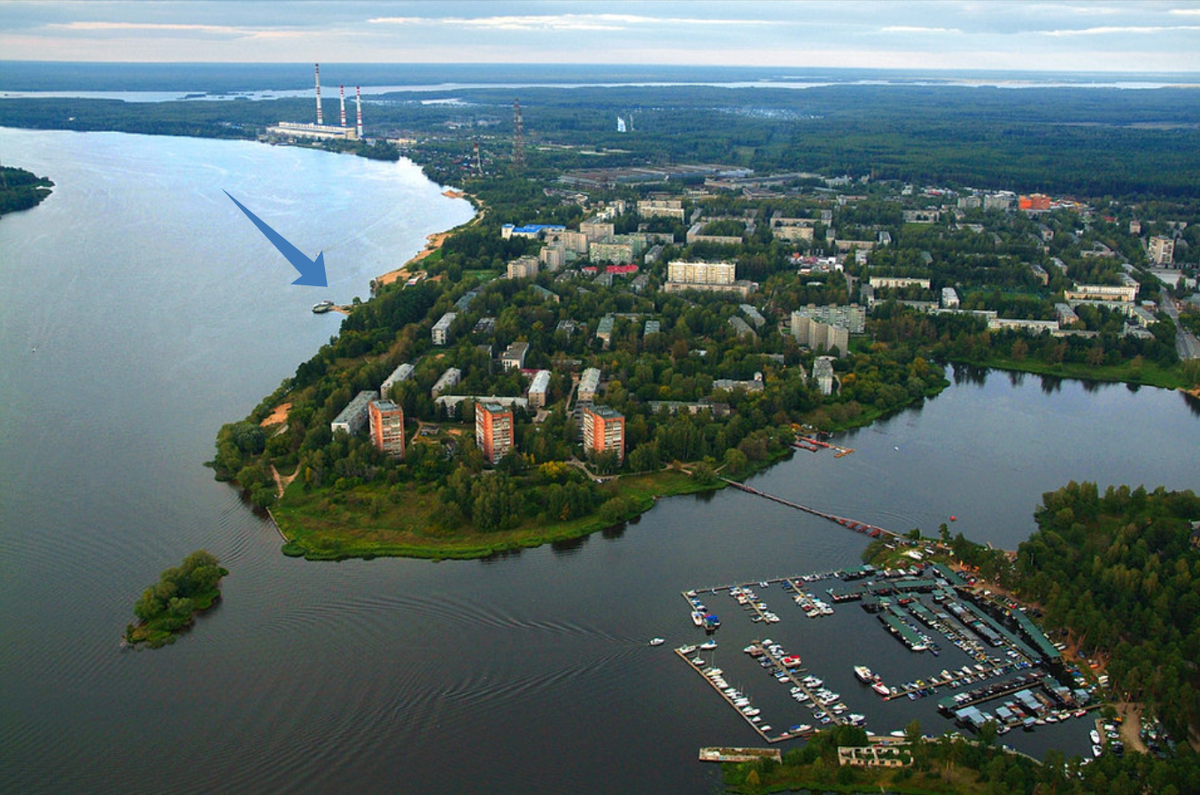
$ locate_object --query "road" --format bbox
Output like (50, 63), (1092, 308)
(1160, 288), (1200, 360)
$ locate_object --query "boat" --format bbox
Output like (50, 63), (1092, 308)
(699, 640), (717, 650)
(872, 682), (891, 697)
(1090, 729), (1100, 744)
(854, 665), (874, 683)
(691, 611), (705, 627)
(679, 644), (697, 654)
(649, 637), (665, 646)
(312, 299), (335, 313)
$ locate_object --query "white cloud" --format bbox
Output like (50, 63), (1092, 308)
(47, 21), (245, 34)
(1040, 24), (1200, 36)
(880, 26), (963, 34)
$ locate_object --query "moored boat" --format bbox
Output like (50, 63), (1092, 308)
(312, 299), (335, 313)
(854, 665), (874, 683)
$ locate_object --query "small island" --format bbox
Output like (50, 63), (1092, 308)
(124, 550), (228, 648)
(0, 164), (54, 217)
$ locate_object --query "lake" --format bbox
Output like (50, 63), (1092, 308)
(1, 127), (1197, 795)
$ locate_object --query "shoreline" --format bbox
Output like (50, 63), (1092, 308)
(375, 190), (479, 288)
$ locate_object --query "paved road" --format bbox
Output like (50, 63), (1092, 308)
(1160, 288), (1200, 360)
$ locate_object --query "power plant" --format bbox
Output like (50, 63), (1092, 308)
(267, 63), (361, 141)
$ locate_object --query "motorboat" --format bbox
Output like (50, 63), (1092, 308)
(854, 666), (874, 683)
(649, 638), (665, 646)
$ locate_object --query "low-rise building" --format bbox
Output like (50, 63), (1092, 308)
(501, 341), (529, 371)
(582, 405), (625, 462)
(728, 316), (756, 338)
(368, 399), (405, 458)
(578, 367), (601, 403)
(588, 234), (646, 265)
(869, 277), (931, 290)
(501, 223), (565, 240)
(713, 373), (765, 394)
(1063, 283), (1138, 303)
(431, 367), (461, 398)
(637, 198), (685, 219)
(579, 219), (616, 242)
(331, 390), (379, 436)
(475, 402), (514, 464)
(986, 318), (1060, 334)
(595, 315), (615, 348)
(380, 362), (415, 399)
(1055, 303), (1081, 327)
(740, 304), (766, 329)
(527, 369), (552, 408)
(431, 312), (457, 346)
(941, 287), (960, 309)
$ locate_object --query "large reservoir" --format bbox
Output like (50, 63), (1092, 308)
(1, 127), (1197, 795)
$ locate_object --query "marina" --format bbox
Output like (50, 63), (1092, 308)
(676, 561), (1084, 745)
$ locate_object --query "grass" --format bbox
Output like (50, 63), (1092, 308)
(270, 467), (722, 561)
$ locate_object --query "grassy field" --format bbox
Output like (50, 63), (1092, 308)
(271, 467), (721, 561)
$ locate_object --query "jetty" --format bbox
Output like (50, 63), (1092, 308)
(721, 479), (897, 540)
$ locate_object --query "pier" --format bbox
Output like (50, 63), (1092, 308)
(721, 479), (897, 540)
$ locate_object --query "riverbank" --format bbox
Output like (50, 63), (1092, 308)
(272, 468), (720, 561)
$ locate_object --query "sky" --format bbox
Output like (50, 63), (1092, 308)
(2, 0), (1199, 73)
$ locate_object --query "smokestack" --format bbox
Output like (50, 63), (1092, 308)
(355, 86), (363, 138)
(339, 84), (346, 128)
(314, 63), (323, 125)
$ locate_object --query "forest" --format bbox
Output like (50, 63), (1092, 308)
(1013, 482), (1200, 742)
(0, 165), (53, 216)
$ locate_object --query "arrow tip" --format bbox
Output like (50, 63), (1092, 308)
(292, 251), (328, 287)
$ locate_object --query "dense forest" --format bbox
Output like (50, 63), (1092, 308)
(0, 165), (53, 216)
(1014, 483), (1200, 741)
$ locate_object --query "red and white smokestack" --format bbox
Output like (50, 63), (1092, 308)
(314, 63), (323, 125)
(339, 84), (346, 128)
(355, 86), (363, 138)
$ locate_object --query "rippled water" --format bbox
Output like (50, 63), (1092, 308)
(1, 128), (1198, 795)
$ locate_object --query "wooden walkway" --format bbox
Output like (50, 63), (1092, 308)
(722, 479), (897, 540)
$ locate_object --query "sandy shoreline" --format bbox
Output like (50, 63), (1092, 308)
(376, 191), (478, 287)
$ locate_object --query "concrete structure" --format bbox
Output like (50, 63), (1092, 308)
(588, 235), (646, 265)
(1055, 303), (1081, 327)
(527, 369), (551, 408)
(331, 390), (379, 436)
(431, 312), (457, 346)
(506, 255), (540, 280)
(941, 287), (960, 309)
(1063, 283), (1138, 303)
(728, 316), (756, 338)
(501, 223), (566, 240)
(637, 199), (685, 219)
(475, 402), (514, 465)
(713, 373), (765, 394)
(578, 367), (602, 403)
(1149, 235), (1175, 266)
(686, 223), (743, 246)
(454, 290), (481, 312)
(595, 316), (615, 348)
(813, 356), (836, 396)
(501, 341), (529, 371)
(545, 229), (590, 254)
(431, 367), (461, 398)
(380, 362), (415, 399)
(267, 122), (358, 141)
(668, 260), (736, 286)
(643, 319), (661, 336)
(983, 193), (1014, 211)
(903, 209), (941, 223)
(987, 318), (1060, 334)
(740, 304), (766, 329)
(869, 277), (931, 290)
(582, 405), (625, 462)
(579, 219), (616, 242)
(1018, 194), (1051, 212)
(368, 399), (405, 458)
(791, 303), (866, 334)
(792, 315), (849, 356)
(435, 395), (527, 417)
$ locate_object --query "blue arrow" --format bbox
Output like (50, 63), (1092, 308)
(224, 190), (327, 287)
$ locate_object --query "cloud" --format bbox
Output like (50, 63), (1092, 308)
(369, 13), (764, 32)
(47, 21), (246, 34)
(1040, 24), (1200, 36)
(1169, 7), (1200, 14)
(880, 26), (963, 34)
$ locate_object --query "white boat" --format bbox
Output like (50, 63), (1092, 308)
(312, 299), (335, 313)
(872, 682), (890, 697)
(854, 665), (874, 683)
(1090, 730), (1100, 744)
(649, 637), (665, 646)
(691, 611), (704, 626)
(699, 640), (717, 650)
(678, 644), (697, 654)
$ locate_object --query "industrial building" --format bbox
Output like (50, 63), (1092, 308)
(476, 402), (514, 465)
(268, 65), (363, 141)
(582, 405), (625, 462)
(368, 399), (405, 458)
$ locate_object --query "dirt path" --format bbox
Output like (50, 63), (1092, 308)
(1113, 702), (1149, 753)
(270, 464), (298, 498)
(260, 402), (291, 427)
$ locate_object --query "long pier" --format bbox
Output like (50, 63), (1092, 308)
(722, 479), (897, 540)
